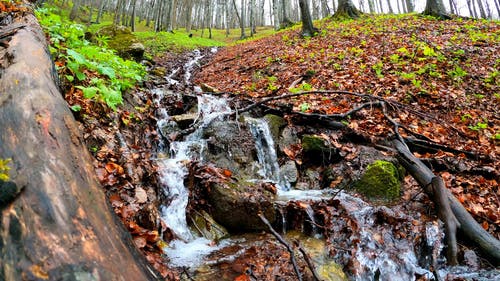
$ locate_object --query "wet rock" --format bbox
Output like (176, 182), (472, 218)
(301, 134), (339, 164)
(190, 210), (229, 241)
(280, 160), (298, 184)
(171, 113), (197, 129)
(208, 181), (276, 231)
(463, 250), (479, 271)
(158, 119), (180, 141)
(353, 160), (402, 203)
(296, 168), (322, 190)
(263, 114), (287, 143)
(278, 126), (299, 152)
(203, 120), (257, 177)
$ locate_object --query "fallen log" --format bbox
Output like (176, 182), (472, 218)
(0, 12), (157, 280)
(393, 139), (500, 265)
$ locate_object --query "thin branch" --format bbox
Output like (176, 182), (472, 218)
(295, 240), (323, 281)
(258, 213), (303, 281)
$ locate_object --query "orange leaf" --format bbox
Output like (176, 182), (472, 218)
(482, 221), (489, 230)
(234, 274), (250, 281)
(222, 169), (232, 177)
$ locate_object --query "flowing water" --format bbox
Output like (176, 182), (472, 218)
(151, 50), (499, 280)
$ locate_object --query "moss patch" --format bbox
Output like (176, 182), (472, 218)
(354, 160), (402, 202)
(264, 114), (286, 141)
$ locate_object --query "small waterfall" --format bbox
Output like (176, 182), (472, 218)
(304, 204), (320, 238)
(156, 94), (231, 242)
(246, 117), (290, 190)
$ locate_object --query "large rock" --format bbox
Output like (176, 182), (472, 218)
(208, 181), (276, 231)
(301, 134), (340, 164)
(353, 160), (403, 203)
(203, 120), (258, 178)
(96, 25), (144, 61)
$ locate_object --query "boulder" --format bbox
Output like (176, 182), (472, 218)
(203, 120), (257, 178)
(353, 160), (403, 203)
(96, 25), (144, 61)
(208, 181), (277, 231)
(263, 114), (287, 143)
(301, 134), (340, 164)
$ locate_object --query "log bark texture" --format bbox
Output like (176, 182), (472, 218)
(0, 13), (157, 281)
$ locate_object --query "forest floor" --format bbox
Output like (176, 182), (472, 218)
(15, 1), (498, 278)
(195, 13), (499, 239)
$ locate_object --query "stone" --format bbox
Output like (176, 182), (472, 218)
(203, 120), (257, 177)
(264, 114), (287, 143)
(208, 180), (276, 231)
(191, 210), (229, 241)
(280, 161), (298, 184)
(278, 126), (299, 153)
(171, 113), (197, 129)
(353, 160), (402, 203)
(96, 25), (143, 60)
(301, 134), (339, 164)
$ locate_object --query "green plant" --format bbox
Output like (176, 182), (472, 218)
(36, 6), (146, 111)
(0, 158), (11, 181)
(469, 121), (488, 131)
(448, 65), (467, 81)
(299, 102), (310, 112)
(267, 76), (279, 91)
(372, 61), (384, 78)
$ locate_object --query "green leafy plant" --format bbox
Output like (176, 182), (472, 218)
(372, 61), (384, 78)
(36, 7), (146, 111)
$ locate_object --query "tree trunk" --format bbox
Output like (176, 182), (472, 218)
(0, 14), (157, 281)
(475, 0), (487, 18)
(405, 0), (414, 12)
(333, 0), (361, 19)
(423, 0), (449, 18)
(299, 0), (317, 36)
(272, 0), (280, 30)
(386, 0), (394, 13)
(69, 0), (81, 20)
(367, 0), (375, 13)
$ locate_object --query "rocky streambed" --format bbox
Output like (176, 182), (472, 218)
(136, 48), (499, 280)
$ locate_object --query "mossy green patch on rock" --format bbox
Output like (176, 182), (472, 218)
(264, 114), (286, 141)
(301, 135), (339, 164)
(96, 25), (143, 60)
(354, 160), (402, 202)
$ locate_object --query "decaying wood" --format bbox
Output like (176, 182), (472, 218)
(0, 13), (157, 280)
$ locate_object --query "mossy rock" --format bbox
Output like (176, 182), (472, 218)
(264, 114), (286, 142)
(354, 160), (402, 203)
(96, 25), (143, 60)
(301, 135), (339, 164)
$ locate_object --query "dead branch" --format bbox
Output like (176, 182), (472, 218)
(295, 240), (323, 281)
(404, 137), (490, 162)
(258, 213), (303, 281)
(393, 139), (500, 264)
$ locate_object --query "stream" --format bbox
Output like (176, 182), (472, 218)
(148, 49), (500, 281)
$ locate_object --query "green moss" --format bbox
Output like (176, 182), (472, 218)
(302, 135), (327, 153)
(354, 160), (402, 202)
(264, 114), (286, 141)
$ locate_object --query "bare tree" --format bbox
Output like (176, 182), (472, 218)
(476, 0), (487, 18)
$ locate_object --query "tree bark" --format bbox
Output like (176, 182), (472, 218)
(423, 0), (450, 18)
(333, 0), (361, 19)
(299, 0), (317, 36)
(0, 14), (157, 281)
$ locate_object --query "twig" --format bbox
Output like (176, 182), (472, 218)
(295, 240), (323, 281)
(258, 213), (303, 281)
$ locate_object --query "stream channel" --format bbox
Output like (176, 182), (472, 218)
(147, 49), (499, 281)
